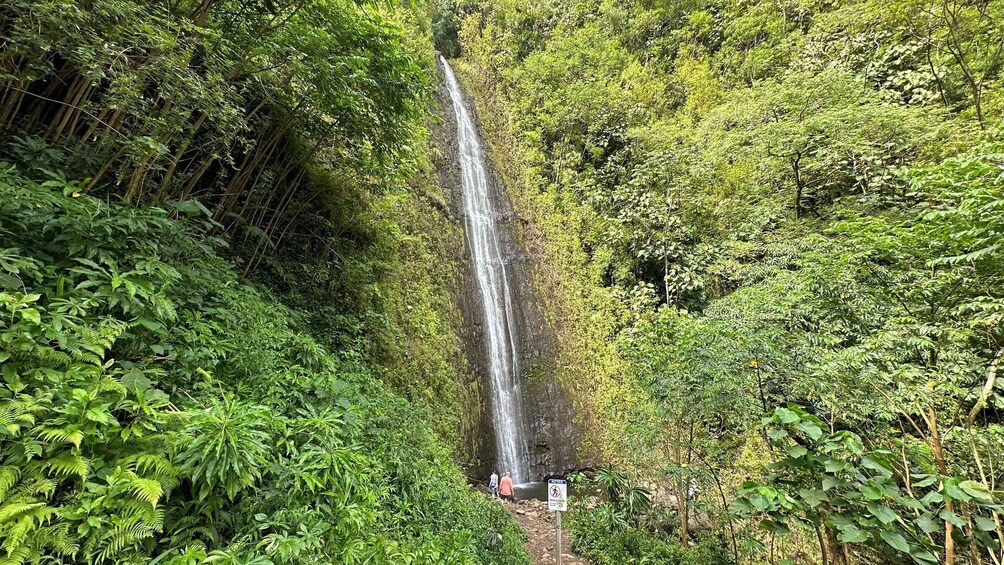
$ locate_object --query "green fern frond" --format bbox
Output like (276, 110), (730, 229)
(1, 515), (34, 556)
(0, 502), (47, 523)
(35, 426), (84, 448)
(2, 476), (56, 509)
(189, 525), (220, 544)
(0, 467), (22, 501)
(19, 440), (42, 460)
(0, 400), (37, 437)
(25, 346), (71, 368)
(43, 452), (89, 479)
(22, 475), (56, 498)
(94, 375), (127, 396)
(125, 453), (178, 481)
(126, 476), (163, 508)
(114, 498), (162, 528)
(34, 523), (77, 556)
(93, 522), (154, 563)
(0, 545), (31, 565)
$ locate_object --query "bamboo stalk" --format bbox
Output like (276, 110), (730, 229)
(158, 111), (207, 198)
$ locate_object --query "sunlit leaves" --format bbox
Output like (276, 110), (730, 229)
(735, 406), (1004, 563)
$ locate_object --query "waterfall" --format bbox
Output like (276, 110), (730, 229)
(441, 57), (530, 483)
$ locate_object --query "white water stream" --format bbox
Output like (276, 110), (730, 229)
(441, 57), (530, 482)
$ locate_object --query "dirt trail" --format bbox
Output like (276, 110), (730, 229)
(502, 499), (590, 565)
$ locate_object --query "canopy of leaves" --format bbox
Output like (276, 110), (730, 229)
(450, 0), (1004, 561)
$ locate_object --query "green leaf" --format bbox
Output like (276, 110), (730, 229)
(20, 308), (40, 324)
(767, 428), (788, 441)
(824, 459), (848, 473)
(920, 491), (944, 505)
(121, 369), (152, 392)
(943, 481), (971, 502)
(916, 515), (942, 534)
(867, 502), (898, 524)
(959, 480), (992, 501)
(861, 456), (893, 479)
(939, 508), (965, 527)
(837, 524), (870, 543)
(879, 530), (910, 553)
(775, 407), (799, 424)
(749, 492), (772, 511)
(786, 445), (808, 459)
(760, 519), (791, 535)
(730, 498), (752, 514)
(860, 484), (884, 500)
(974, 515), (997, 532)
(799, 488), (827, 508)
(794, 420), (824, 440)
(911, 549), (940, 565)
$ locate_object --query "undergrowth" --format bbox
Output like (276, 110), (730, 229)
(0, 164), (528, 564)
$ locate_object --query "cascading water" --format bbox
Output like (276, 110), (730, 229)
(441, 57), (530, 483)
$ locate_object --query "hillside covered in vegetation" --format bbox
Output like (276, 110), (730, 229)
(0, 1), (528, 563)
(440, 0), (1004, 563)
(4, 0), (1004, 563)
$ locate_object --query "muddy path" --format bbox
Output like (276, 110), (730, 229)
(502, 499), (590, 565)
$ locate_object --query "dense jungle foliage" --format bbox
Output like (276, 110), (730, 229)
(442, 0), (1004, 563)
(0, 0), (528, 563)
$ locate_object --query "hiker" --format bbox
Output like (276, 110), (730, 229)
(489, 471), (499, 498)
(499, 472), (514, 502)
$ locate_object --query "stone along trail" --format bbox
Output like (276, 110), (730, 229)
(502, 500), (590, 565)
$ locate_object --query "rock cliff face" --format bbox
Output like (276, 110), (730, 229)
(431, 58), (581, 480)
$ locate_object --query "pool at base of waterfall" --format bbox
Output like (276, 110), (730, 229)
(512, 481), (598, 502)
(512, 481), (547, 502)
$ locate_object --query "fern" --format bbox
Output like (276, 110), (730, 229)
(2, 516), (35, 557)
(0, 398), (38, 437)
(33, 523), (77, 557)
(93, 521), (156, 563)
(0, 546), (31, 565)
(34, 426), (84, 448)
(0, 502), (47, 523)
(0, 467), (21, 501)
(126, 453), (177, 478)
(126, 476), (164, 508)
(43, 452), (89, 479)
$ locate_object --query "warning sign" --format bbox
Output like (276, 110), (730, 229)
(547, 479), (567, 512)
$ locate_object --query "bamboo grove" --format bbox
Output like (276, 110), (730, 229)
(0, 0), (426, 274)
(0, 1), (537, 563)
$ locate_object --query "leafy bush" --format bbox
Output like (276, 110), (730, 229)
(0, 165), (528, 564)
(567, 467), (730, 564)
(569, 503), (731, 565)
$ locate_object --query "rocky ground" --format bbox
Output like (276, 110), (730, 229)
(501, 499), (591, 565)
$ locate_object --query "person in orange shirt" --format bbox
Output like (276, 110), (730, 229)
(499, 472), (515, 502)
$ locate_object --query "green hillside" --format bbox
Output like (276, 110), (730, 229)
(444, 0), (1004, 563)
(3, 0), (1004, 563)
(0, 0), (526, 563)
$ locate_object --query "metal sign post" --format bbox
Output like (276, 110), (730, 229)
(548, 479), (567, 565)
(556, 510), (562, 565)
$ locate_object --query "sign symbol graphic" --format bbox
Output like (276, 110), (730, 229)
(547, 479), (567, 512)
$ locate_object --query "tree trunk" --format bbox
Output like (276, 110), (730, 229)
(157, 111), (208, 201)
(929, 404), (956, 565)
(792, 154), (804, 219)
